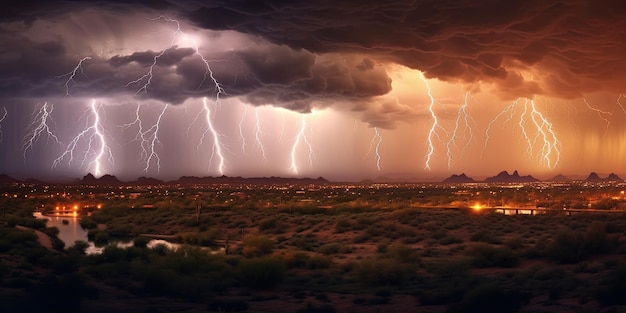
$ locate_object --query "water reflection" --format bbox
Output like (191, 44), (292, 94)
(33, 212), (184, 255)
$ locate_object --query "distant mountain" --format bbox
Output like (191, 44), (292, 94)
(606, 173), (623, 181)
(443, 173), (475, 183)
(78, 173), (122, 185)
(0, 174), (19, 185)
(484, 170), (539, 183)
(585, 172), (603, 182)
(131, 176), (165, 185)
(171, 176), (329, 185)
(548, 174), (571, 182)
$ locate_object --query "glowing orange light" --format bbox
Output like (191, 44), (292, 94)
(97, 204), (102, 209)
(73, 205), (78, 211)
(55, 206), (59, 211)
(472, 203), (483, 212)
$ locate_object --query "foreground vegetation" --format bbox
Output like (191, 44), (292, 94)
(2, 184), (626, 312)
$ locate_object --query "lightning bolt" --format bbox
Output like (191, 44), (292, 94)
(126, 16), (182, 94)
(421, 73), (439, 170)
(127, 16), (226, 99)
(583, 98), (612, 132)
(254, 107), (267, 161)
(289, 114), (313, 175)
(120, 103), (168, 174)
(22, 102), (61, 159)
(482, 99), (521, 158)
(616, 94), (626, 115)
(482, 97), (560, 169)
(446, 92), (475, 169)
(364, 127), (383, 171)
(142, 104), (167, 173)
(529, 99), (560, 169)
(57, 57), (91, 96)
(53, 99), (113, 177)
(0, 107), (7, 143)
(198, 97), (226, 175)
(373, 127), (383, 171)
(238, 104), (247, 153)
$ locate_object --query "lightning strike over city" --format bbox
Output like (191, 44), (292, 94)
(52, 99), (112, 177)
(289, 114), (313, 175)
(0, 0), (625, 183)
(6, 2), (626, 311)
(421, 73), (439, 171)
(200, 97), (226, 175)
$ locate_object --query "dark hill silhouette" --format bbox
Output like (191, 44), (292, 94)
(585, 172), (603, 182)
(78, 173), (122, 185)
(606, 173), (623, 181)
(484, 170), (539, 183)
(131, 176), (165, 185)
(0, 174), (19, 185)
(172, 176), (329, 185)
(548, 174), (571, 182)
(443, 173), (475, 183)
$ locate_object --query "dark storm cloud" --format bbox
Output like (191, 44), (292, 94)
(181, 0), (626, 99)
(5, 0), (626, 127)
(109, 48), (195, 67)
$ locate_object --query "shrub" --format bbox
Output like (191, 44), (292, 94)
(242, 234), (274, 257)
(355, 257), (410, 286)
(547, 228), (585, 263)
(467, 243), (519, 268)
(237, 257), (285, 289)
(595, 263), (626, 305)
(306, 255), (332, 270)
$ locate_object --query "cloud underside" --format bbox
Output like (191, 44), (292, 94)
(2, 0), (626, 128)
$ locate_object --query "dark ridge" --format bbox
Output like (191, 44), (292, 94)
(131, 176), (165, 185)
(171, 176), (329, 185)
(484, 170), (539, 183)
(548, 174), (571, 182)
(606, 173), (623, 181)
(78, 173), (122, 185)
(0, 174), (19, 185)
(585, 172), (603, 182)
(442, 173), (475, 183)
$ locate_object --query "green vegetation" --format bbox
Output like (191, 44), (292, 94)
(2, 182), (626, 312)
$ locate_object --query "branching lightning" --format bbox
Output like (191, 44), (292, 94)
(57, 57), (91, 96)
(421, 73), (439, 170)
(238, 104), (248, 153)
(52, 99), (113, 177)
(482, 97), (560, 169)
(583, 98), (612, 132)
(0, 107), (7, 143)
(364, 127), (383, 171)
(120, 103), (168, 173)
(446, 92), (475, 169)
(529, 99), (560, 169)
(373, 127), (383, 171)
(198, 97), (226, 175)
(22, 102), (60, 159)
(289, 114), (313, 175)
(616, 94), (626, 115)
(254, 107), (267, 161)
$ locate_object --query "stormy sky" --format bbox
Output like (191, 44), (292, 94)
(1, 0), (626, 181)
